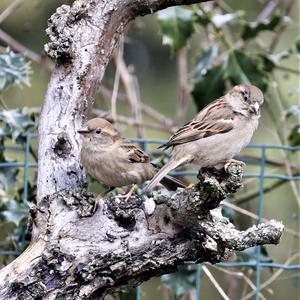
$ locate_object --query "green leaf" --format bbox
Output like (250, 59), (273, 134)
(212, 11), (243, 28)
(226, 50), (268, 92)
(161, 265), (197, 300)
(241, 12), (282, 40)
(288, 125), (300, 147)
(192, 64), (226, 110)
(157, 7), (195, 52)
(285, 104), (300, 119)
(296, 36), (300, 53)
(1, 199), (28, 226)
(0, 48), (31, 91)
(0, 162), (18, 191)
(0, 109), (35, 141)
(259, 54), (276, 72)
(0, 138), (18, 191)
(194, 9), (210, 27)
(268, 49), (292, 63)
(194, 46), (219, 78)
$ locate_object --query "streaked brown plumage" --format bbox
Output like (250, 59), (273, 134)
(78, 118), (185, 197)
(143, 84), (264, 192)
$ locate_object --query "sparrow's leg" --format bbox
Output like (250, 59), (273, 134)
(116, 184), (137, 201)
(92, 187), (115, 212)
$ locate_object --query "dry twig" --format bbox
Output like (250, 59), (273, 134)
(202, 266), (230, 300)
(0, 0), (24, 24)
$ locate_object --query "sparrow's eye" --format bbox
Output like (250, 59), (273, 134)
(95, 128), (101, 134)
(241, 90), (249, 102)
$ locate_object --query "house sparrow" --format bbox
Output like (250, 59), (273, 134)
(78, 118), (185, 200)
(143, 84), (264, 193)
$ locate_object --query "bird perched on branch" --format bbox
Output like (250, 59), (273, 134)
(143, 84), (264, 193)
(78, 118), (185, 201)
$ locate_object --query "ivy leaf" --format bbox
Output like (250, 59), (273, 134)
(0, 48), (31, 91)
(268, 49), (292, 63)
(1, 199), (28, 226)
(226, 50), (268, 92)
(0, 162), (18, 191)
(194, 46), (219, 78)
(242, 12), (282, 40)
(0, 138), (18, 191)
(161, 265), (197, 300)
(259, 54), (276, 72)
(212, 11), (243, 28)
(0, 109), (35, 142)
(288, 126), (300, 147)
(285, 104), (300, 119)
(192, 64), (226, 110)
(157, 7), (195, 52)
(296, 36), (300, 53)
(194, 9), (210, 27)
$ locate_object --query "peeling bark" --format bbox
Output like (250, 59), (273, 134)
(0, 1), (284, 299)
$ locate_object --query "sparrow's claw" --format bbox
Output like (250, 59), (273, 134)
(91, 195), (102, 213)
(115, 184), (137, 201)
(92, 187), (114, 213)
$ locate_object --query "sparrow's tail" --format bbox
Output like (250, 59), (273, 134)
(143, 157), (189, 193)
(160, 174), (186, 191)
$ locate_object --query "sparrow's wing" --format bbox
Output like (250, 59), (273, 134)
(159, 98), (235, 149)
(120, 141), (150, 163)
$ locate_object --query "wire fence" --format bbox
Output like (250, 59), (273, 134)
(0, 134), (299, 300)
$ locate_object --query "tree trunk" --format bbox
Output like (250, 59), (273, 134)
(0, 1), (284, 299)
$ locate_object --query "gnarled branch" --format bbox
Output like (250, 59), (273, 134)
(0, 163), (283, 300)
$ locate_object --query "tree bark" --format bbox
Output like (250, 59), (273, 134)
(0, 164), (283, 300)
(0, 1), (284, 299)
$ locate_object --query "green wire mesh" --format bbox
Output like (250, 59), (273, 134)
(0, 134), (299, 300)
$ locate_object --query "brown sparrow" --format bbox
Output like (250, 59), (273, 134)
(143, 84), (264, 193)
(78, 118), (185, 200)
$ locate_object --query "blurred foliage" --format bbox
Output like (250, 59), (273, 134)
(157, 4), (299, 148)
(0, 109), (35, 142)
(241, 12), (282, 40)
(108, 286), (136, 300)
(156, 3), (299, 299)
(286, 104), (300, 146)
(0, 49), (35, 259)
(157, 7), (195, 52)
(288, 125), (300, 147)
(161, 265), (197, 300)
(0, 48), (30, 91)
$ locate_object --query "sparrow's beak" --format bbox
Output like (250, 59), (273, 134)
(249, 102), (260, 115)
(77, 127), (90, 134)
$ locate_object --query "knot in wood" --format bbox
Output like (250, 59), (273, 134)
(53, 132), (72, 158)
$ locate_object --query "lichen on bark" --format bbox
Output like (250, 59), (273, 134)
(0, 160), (284, 300)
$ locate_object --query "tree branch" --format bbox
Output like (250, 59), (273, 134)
(0, 163), (284, 300)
